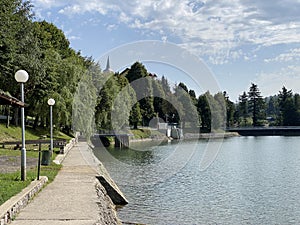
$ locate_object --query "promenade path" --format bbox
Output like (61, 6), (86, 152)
(10, 141), (121, 225)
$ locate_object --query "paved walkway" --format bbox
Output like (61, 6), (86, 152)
(10, 141), (120, 225)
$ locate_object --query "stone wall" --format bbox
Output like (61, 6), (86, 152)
(95, 180), (122, 225)
(0, 176), (48, 225)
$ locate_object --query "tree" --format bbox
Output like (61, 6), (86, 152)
(174, 84), (199, 129)
(278, 87), (298, 126)
(223, 91), (234, 128)
(161, 94), (184, 124)
(152, 79), (166, 118)
(248, 83), (265, 126)
(161, 76), (171, 94)
(238, 91), (248, 126)
(0, 0), (34, 95)
(188, 89), (197, 104)
(111, 83), (138, 132)
(130, 102), (142, 129)
(212, 92), (226, 130)
(72, 64), (100, 138)
(178, 82), (188, 93)
(95, 76), (120, 131)
(126, 62), (155, 125)
(197, 93), (211, 132)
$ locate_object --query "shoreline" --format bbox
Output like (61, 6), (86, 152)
(129, 131), (239, 143)
(88, 131), (239, 224)
(91, 131), (239, 148)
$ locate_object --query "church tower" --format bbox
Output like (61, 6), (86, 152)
(103, 56), (114, 74)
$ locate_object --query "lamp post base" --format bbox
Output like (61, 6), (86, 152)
(21, 147), (26, 181)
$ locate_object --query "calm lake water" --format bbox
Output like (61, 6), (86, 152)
(93, 136), (300, 225)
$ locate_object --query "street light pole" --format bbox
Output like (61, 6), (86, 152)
(47, 98), (55, 156)
(15, 70), (29, 181)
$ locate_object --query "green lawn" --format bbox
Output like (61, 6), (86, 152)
(130, 128), (166, 139)
(0, 123), (71, 206)
(0, 162), (62, 206)
(0, 123), (72, 143)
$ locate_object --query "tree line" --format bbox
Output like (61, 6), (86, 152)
(94, 61), (228, 133)
(1, 0), (299, 137)
(236, 85), (300, 127)
(96, 61), (300, 132)
(0, 0), (102, 134)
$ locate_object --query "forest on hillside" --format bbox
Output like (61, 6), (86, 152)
(1, 0), (299, 137)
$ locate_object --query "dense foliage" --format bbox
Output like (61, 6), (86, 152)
(1, 0), (300, 136)
(0, 0), (100, 135)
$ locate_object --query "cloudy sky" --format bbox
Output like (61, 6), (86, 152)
(32, 0), (300, 100)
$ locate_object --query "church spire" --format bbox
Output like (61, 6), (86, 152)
(103, 56), (113, 74)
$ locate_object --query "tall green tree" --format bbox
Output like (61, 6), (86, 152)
(278, 87), (299, 126)
(152, 79), (166, 118)
(223, 91), (234, 128)
(126, 62), (155, 125)
(197, 93), (211, 132)
(188, 89), (197, 105)
(130, 102), (142, 129)
(238, 91), (248, 126)
(161, 76), (171, 95)
(248, 83), (265, 126)
(95, 76), (120, 131)
(212, 92), (226, 130)
(174, 84), (199, 129)
(0, 0), (34, 94)
(72, 64), (100, 138)
(265, 96), (278, 118)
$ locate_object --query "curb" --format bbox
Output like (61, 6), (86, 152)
(53, 137), (77, 165)
(0, 176), (48, 225)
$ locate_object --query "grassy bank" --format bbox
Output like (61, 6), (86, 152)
(0, 124), (71, 143)
(0, 123), (70, 206)
(130, 128), (166, 139)
(0, 162), (61, 205)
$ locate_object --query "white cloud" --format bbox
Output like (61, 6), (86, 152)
(255, 65), (300, 96)
(32, 0), (71, 9)
(33, 0), (300, 64)
(265, 48), (300, 63)
(68, 35), (81, 40)
(106, 24), (118, 31)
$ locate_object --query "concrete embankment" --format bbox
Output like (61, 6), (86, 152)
(1, 140), (126, 225)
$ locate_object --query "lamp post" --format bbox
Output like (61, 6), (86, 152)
(15, 70), (29, 181)
(47, 98), (55, 156)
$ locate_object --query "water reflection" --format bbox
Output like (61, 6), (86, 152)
(93, 136), (300, 225)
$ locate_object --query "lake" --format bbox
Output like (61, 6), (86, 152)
(93, 136), (300, 225)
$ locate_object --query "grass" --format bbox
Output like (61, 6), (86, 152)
(0, 162), (62, 206)
(130, 128), (166, 139)
(130, 129), (152, 139)
(0, 123), (72, 143)
(0, 123), (70, 206)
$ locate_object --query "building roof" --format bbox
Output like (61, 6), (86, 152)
(0, 91), (25, 107)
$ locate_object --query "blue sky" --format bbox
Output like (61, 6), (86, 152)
(32, 0), (300, 101)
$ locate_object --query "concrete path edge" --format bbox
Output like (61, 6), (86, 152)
(0, 176), (48, 225)
(0, 137), (77, 225)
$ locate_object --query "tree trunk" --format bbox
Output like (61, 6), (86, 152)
(6, 106), (10, 128)
(13, 108), (19, 126)
(33, 115), (39, 129)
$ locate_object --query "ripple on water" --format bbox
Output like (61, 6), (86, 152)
(94, 136), (300, 225)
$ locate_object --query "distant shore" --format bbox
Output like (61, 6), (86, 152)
(184, 131), (239, 140)
(129, 131), (239, 142)
(91, 131), (240, 148)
